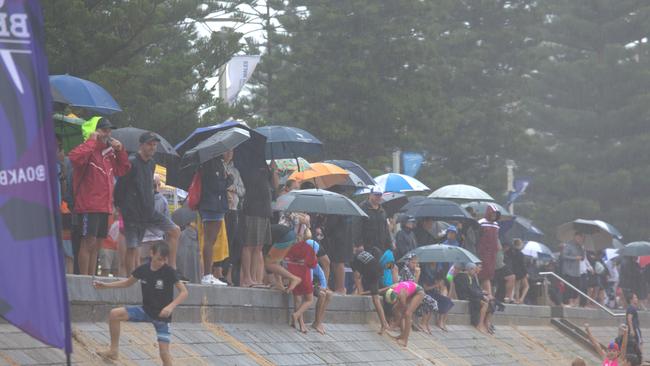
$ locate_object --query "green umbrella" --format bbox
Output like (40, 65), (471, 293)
(53, 113), (85, 153)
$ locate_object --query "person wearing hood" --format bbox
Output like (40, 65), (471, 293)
(442, 225), (460, 247)
(477, 203), (501, 297)
(395, 215), (418, 261)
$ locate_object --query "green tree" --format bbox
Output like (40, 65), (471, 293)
(43, 0), (243, 144)
(523, 0), (650, 240)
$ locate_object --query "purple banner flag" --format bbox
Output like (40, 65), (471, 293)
(0, 0), (72, 354)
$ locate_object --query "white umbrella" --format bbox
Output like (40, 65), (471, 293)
(557, 219), (614, 251)
(373, 173), (430, 193)
(522, 241), (553, 259)
(429, 184), (494, 201)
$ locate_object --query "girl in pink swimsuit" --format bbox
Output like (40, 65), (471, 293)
(585, 323), (633, 366)
(384, 281), (424, 347)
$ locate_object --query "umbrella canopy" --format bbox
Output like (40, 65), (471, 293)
(502, 216), (544, 242)
(429, 184), (494, 202)
(605, 248), (620, 261)
(53, 113), (85, 153)
(50, 85), (69, 104)
(255, 125), (323, 159)
(168, 120), (266, 191)
(273, 189), (368, 217)
(181, 127), (250, 169)
(402, 244), (481, 264)
(593, 220), (623, 240)
(612, 238), (624, 249)
(50, 75), (122, 115)
(618, 241), (650, 257)
(522, 241), (553, 259)
(288, 162), (349, 189)
(461, 201), (513, 221)
(404, 198), (475, 224)
(557, 219), (614, 251)
(111, 127), (179, 166)
(324, 160), (376, 186)
(381, 192), (409, 217)
(398, 195), (428, 213)
(374, 173), (430, 193)
(269, 157), (311, 172)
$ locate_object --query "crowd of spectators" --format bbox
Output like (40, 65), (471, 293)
(56, 118), (647, 357)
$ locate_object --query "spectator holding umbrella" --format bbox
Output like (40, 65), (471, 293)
(213, 149), (245, 285)
(395, 215), (418, 261)
(359, 187), (392, 253)
(561, 232), (586, 307)
(69, 117), (130, 275)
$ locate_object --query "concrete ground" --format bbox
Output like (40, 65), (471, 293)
(0, 275), (639, 365)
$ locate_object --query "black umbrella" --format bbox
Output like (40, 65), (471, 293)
(324, 160), (376, 186)
(180, 127), (250, 169)
(404, 198), (476, 224)
(273, 189), (368, 217)
(255, 125), (323, 159)
(169, 120), (267, 191)
(502, 216), (544, 242)
(111, 127), (179, 166)
(398, 195), (428, 213)
(381, 192), (409, 217)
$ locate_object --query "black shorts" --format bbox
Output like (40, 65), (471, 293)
(495, 265), (513, 281)
(75, 213), (109, 239)
(362, 273), (380, 295)
(322, 238), (352, 264)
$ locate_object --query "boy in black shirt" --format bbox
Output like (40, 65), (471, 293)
(93, 242), (188, 365)
(351, 245), (390, 334)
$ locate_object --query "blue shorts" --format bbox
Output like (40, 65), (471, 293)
(126, 306), (171, 343)
(199, 209), (224, 222)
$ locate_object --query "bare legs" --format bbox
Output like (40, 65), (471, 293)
(371, 294), (390, 334)
(97, 307), (129, 360)
(78, 236), (99, 275)
(312, 289), (333, 334)
(202, 221), (221, 276)
(166, 225), (181, 269)
(332, 262), (346, 294)
(291, 294), (313, 333)
(396, 292), (424, 347)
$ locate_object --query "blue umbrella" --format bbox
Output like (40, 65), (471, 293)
(324, 160), (376, 186)
(255, 125), (323, 159)
(49, 75), (122, 115)
(374, 173), (429, 193)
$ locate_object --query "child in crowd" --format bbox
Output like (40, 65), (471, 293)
(306, 238), (333, 335)
(99, 212), (120, 276)
(585, 323), (637, 366)
(93, 242), (188, 365)
(399, 253), (437, 334)
(286, 229), (318, 333)
(384, 280), (425, 347)
(351, 245), (390, 334)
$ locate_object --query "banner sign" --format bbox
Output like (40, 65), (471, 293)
(226, 55), (260, 104)
(0, 0), (72, 354)
(402, 151), (424, 177)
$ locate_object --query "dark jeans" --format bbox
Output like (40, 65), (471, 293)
(562, 274), (581, 303)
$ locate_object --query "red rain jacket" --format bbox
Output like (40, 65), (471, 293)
(68, 138), (131, 214)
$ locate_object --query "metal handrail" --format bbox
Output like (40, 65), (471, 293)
(539, 271), (626, 317)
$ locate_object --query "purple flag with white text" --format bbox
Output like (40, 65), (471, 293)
(0, 0), (72, 354)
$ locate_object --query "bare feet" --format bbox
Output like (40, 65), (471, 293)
(272, 284), (286, 292)
(378, 325), (387, 335)
(311, 323), (326, 335)
(97, 349), (119, 361)
(396, 337), (408, 347)
(286, 277), (301, 293)
(476, 325), (488, 334)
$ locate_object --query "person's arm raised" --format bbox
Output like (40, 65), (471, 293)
(93, 276), (138, 289)
(584, 323), (605, 359)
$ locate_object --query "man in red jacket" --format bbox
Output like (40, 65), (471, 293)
(69, 118), (131, 275)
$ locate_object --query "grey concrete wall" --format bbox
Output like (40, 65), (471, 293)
(65, 275), (617, 327)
